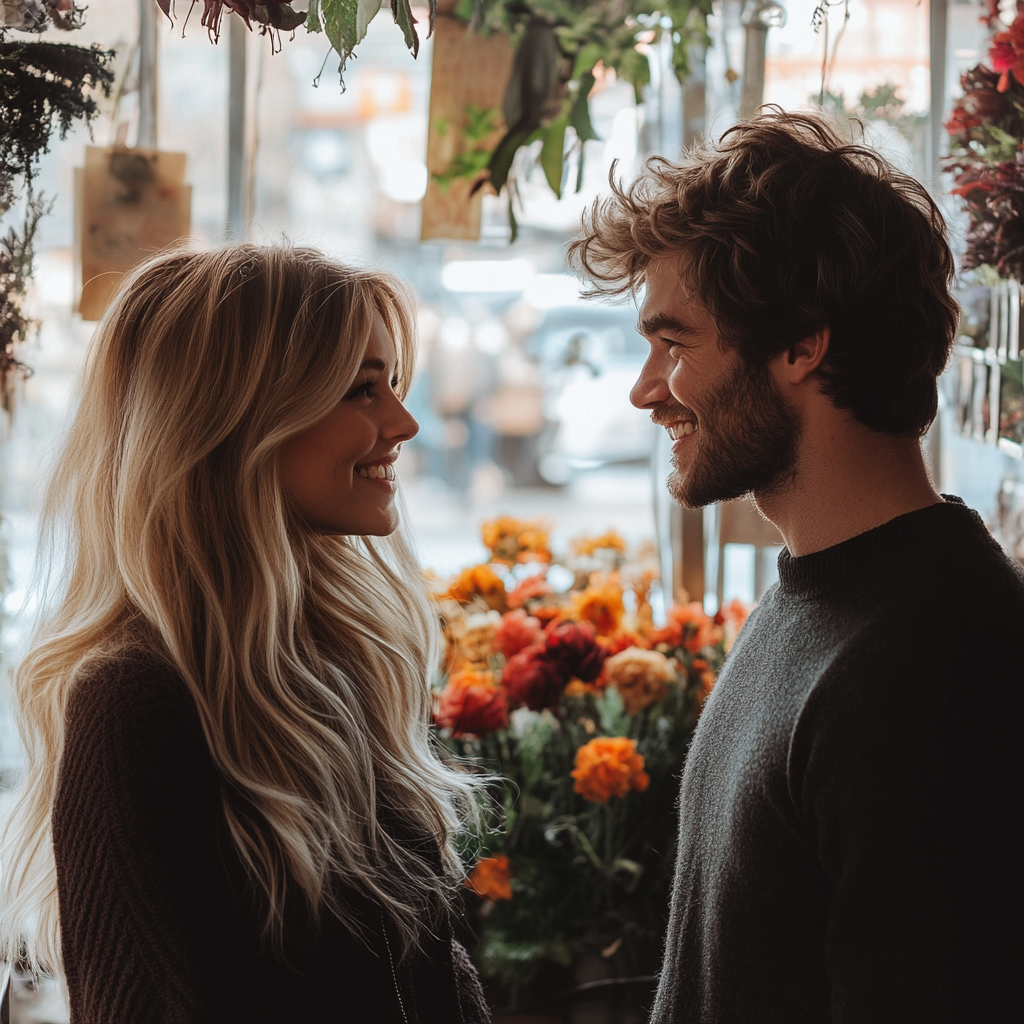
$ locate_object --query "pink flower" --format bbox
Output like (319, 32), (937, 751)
(494, 609), (543, 659)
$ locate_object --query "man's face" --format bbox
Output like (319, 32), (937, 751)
(631, 259), (800, 509)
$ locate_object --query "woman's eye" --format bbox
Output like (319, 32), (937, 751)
(390, 376), (400, 389)
(346, 380), (376, 400)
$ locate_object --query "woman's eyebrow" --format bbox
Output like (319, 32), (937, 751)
(359, 358), (388, 372)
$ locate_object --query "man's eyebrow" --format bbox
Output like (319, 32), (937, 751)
(637, 313), (694, 338)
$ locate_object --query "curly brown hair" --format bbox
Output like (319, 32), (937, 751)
(567, 108), (959, 437)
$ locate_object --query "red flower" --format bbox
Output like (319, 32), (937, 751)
(494, 609), (543, 659)
(502, 644), (565, 711)
(435, 669), (509, 737)
(544, 620), (607, 683)
(506, 573), (554, 609)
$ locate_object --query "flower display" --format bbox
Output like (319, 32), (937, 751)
(945, 3), (1024, 280)
(481, 516), (552, 565)
(605, 646), (676, 714)
(571, 736), (650, 803)
(466, 854), (513, 901)
(435, 666), (509, 737)
(433, 516), (751, 1006)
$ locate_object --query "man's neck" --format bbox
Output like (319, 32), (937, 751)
(753, 414), (942, 557)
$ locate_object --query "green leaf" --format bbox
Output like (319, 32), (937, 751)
(540, 116), (569, 198)
(320, 0), (381, 81)
(306, 0), (322, 32)
(614, 46), (651, 104)
(571, 41), (604, 80)
(568, 72), (598, 143)
(391, 0), (419, 57)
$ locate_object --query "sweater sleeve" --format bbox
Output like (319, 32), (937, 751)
(54, 661), (219, 1024)
(789, 621), (1018, 1024)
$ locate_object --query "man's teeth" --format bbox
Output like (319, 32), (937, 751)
(357, 463), (396, 480)
(667, 422), (696, 440)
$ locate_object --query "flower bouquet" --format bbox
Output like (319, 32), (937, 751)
(431, 517), (749, 1011)
(944, 0), (1024, 280)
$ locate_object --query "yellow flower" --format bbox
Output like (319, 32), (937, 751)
(605, 647), (676, 714)
(481, 516), (552, 565)
(571, 737), (650, 804)
(447, 564), (507, 611)
(466, 855), (513, 900)
(572, 530), (627, 557)
(570, 573), (625, 635)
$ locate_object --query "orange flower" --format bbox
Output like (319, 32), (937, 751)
(570, 574), (625, 636)
(572, 530), (627, 557)
(447, 564), (507, 611)
(454, 611), (500, 663)
(465, 854), (513, 900)
(715, 597), (751, 652)
(605, 647), (676, 714)
(571, 737), (650, 804)
(494, 608), (543, 659)
(649, 601), (720, 652)
(481, 516), (552, 565)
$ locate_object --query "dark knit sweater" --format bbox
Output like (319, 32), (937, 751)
(53, 657), (490, 1024)
(651, 497), (1023, 1024)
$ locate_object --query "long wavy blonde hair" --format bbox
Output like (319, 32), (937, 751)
(1, 243), (477, 975)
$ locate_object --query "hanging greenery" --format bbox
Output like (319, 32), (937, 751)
(447, 0), (712, 238)
(0, 9), (115, 414)
(155, 0), (431, 85)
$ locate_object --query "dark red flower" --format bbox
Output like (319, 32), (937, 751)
(502, 644), (566, 711)
(544, 620), (608, 683)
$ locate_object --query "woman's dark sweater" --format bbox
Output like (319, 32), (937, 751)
(651, 497), (1023, 1023)
(53, 657), (489, 1024)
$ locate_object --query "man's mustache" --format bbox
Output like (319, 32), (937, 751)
(649, 401), (695, 428)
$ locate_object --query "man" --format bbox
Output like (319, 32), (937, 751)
(569, 109), (1022, 1022)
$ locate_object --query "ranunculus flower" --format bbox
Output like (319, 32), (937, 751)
(544, 620), (607, 682)
(570, 575), (626, 635)
(605, 647), (675, 714)
(502, 644), (565, 710)
(571, 737), (650, 804)
(435, 668), (509, 737)
(465, 854), (513, 900)
(456, 611), (500, 663)
(446, 564), (507, 611)
(494, 608), (543, 659)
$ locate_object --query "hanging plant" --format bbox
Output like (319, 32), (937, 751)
(155, 0), (433, 85)
(944, 0), (1024, 280)
(0, 8), (115, 413)
(458, 0), (713, 233)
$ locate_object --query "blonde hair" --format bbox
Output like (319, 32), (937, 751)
(1, 243), (478, 974)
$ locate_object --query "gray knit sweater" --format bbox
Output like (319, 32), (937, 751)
(651, 497), (1022, 1024)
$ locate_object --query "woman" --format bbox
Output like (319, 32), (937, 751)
(0, 245), (489, 1023)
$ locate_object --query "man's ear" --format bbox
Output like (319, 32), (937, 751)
(776, 327), (830, 385)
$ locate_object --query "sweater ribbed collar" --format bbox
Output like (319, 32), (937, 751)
(775, 495), (975, 595)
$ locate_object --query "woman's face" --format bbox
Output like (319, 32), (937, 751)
(279, 314), (419, 536)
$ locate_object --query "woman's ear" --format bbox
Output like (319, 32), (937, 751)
(775, 327), (830, 386)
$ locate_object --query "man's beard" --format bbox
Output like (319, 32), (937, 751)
(659, 358), (801, 510)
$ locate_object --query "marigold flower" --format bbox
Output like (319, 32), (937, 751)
(494, 608), (543, 659)
(465, 854), (513, 900)
(435, 668), (509, 737)
(501, 644), (565, 711)
(571, 737), (650, 804)
(570, 574), (626, 635)
(544, 620), (607, 682)
(481, 516), (552, 565)
(605, 647), (676, 714)
(506, 572), (555, 610)
(572, 530), (627, 557)
(649, 601), (719, 652)
(447, 564), (507, 611)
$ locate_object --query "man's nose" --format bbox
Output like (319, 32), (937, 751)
(630, 356), (671, 410)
